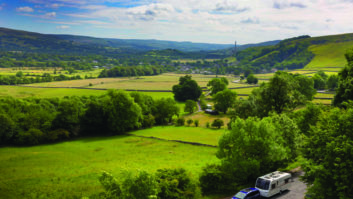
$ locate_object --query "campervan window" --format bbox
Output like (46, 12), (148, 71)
(256, 178), (270, 190)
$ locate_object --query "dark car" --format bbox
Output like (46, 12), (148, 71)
(232, 187), (261, 199)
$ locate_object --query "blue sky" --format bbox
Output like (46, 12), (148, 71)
(1, 0), (353, 44)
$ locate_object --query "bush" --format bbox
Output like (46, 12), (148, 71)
(199, 164), (238, 195)
(206, 122), (210, 128)
(194, 120), (199, 127)
(156, 168), (200, 199)
(176, 118), (185, 126)
(46, 129), (70, 142)
(186, 119), (193, 126)
(211, 119), (224, 129)
(16, 128), (44, 145)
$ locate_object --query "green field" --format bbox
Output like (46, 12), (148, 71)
(305, 41), (353, 69)
(0, 67), (103, 78)
(130, 126), (224, 146)
(0, 85), (175, 99)
(0, 130), (219, 199)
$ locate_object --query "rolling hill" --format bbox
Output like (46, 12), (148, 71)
(236, 33), (353, 72)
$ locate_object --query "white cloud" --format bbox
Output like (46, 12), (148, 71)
(43, 12), (56, 18)
(30, 0), (353, 44)
(56, 25), (70, 29)
(16, 6), (34, 12)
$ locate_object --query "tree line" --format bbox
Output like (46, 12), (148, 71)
(0, 90), (180, 146)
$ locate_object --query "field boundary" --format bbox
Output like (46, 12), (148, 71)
(129, 134), (217, 148)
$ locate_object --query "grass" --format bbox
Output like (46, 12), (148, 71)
(305, 41), (353, 69)
(0, 86), (174, 100)
(0, 67), (103, 78)
(22, 73), (236, 91)
(183, 112), (231, 129)
(0, 134), (219, 199)
(130, 126), (225, 146)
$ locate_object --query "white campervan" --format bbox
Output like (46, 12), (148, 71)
(255, 171), (292, 198)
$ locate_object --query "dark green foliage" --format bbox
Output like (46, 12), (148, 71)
(213, 89), (237, 113)
(199, 164), (238, 195)
(246, 74), (258, 84)
(186, 119), (193, 126)
(211, 119), (224, 129)
(194, 120), (199, 127)
(292, 103), (324, 135)
(184, 100), (197, 114)
(312, 72), (327, 90)
(235, 72), (315, 118)
(172, 75), (202, 101)
(301, 107), (353, 198)
(216, 117), (289, 191)
(207, 78), (228, 95)
(327, 74), (339, 91)
(103, 90), (142, 134)
(96, 171), (158, 199)
(333, 49), (353, 106)
(176, 118), (185, 126)
(98, 66), (162, 78)
(152, 98), (179, 125)
(156, 168), (200, 199)
(236, 36), (314, 71)
(0, 91), (179, 145)
(0, 113), (15, 144)
(206, 122), (210, 128)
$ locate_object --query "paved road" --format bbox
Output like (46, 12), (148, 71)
(270, 171), (307, 199)
(224, 171), (307, 199)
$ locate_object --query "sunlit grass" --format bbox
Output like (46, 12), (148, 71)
(0, 134), (219, 199)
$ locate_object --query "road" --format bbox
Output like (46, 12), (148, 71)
(224, 171), (307, 199)
(270, 171), (307, 199)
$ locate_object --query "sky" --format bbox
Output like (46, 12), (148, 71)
(1, 0), (353, 44)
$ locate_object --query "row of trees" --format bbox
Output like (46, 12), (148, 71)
(0, 90), (180, 145)
(99, 66), (164, 78)
(0, 73), (82, 85)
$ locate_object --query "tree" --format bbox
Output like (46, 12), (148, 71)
(156, 168), (200, 199)
(172, 75), (202, 101)
(211, 119), (224, 129)
(213, 89), (237, 113)
(153, 98), (179, 125)
(333, 49), (353, 106)
(217, 117), (288, 185)
(102, 90), (142, 134)
(184, 100), (197, 114)
(0, 113), (15, 144)
(207, 78), (228, 95)
(301, 107), (353, 198)
(312, 73), (326, 90)
(246, 74), (258, 84)
(327, 74), (339, 91)
(176, 118), (185, 126)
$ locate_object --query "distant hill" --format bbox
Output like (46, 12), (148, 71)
(236, 34), (353, 71)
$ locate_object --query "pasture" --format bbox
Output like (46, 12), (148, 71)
(130, 126), (224, 146)
(305, 41), (353, 69)
(0, 130), (219, 199)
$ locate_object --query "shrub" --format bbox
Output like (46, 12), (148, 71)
(211, 119), (224, 129)
(17, 128), (44, 145)
(199, 164), (238, 195)
(46, 129), (70, 142)
(206, 122), (210, 128)
(186, 119), (193, 126)
(176, 118), (185, 126)
(156, 168), (200, 199)
(194, 120), (199, 127)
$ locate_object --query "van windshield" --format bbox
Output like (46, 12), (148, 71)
(256, 178), (270, 190)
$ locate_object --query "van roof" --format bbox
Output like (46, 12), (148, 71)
(258, 171), (291, 181)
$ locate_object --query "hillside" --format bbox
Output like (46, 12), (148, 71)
(236, 33), (353, 72)
(0, 27), (234, 54)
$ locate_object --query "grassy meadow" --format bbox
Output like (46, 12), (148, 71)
(305, 41), (353, 69)
(130, 126), (224, 146)
(0, 128), (219, 199)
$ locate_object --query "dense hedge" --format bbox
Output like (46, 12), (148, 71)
(0, 90), (179, 146)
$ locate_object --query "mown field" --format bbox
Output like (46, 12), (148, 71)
(0, 67), (103, 78)
(0, 127), (220, 199)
